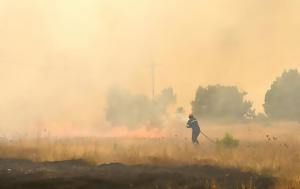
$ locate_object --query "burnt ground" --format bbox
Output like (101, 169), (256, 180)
(0, 158), (275, 189)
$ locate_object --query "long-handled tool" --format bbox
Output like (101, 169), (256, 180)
(200, 131), (216, 143)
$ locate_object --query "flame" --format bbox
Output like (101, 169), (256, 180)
(100, 126), (166, 138)
(29, 121), (169, 139)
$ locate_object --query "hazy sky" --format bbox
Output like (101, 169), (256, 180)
(0, 0), (300, 130)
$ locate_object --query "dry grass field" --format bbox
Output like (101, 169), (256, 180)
(0, 122), (299, 188)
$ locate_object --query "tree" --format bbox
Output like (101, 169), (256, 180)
(191, 85), (255, 121)
(153, 87), (176, 114)
(105, 88), (151, 127)
(105, 87), (176, 128)
(264, 69), (300, 121)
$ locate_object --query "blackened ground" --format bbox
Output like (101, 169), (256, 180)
(0, 159), (275, 189)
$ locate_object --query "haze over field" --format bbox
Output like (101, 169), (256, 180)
(0, 0), (300, 132)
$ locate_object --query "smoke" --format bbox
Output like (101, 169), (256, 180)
(105, 87), (176, 128)
(0, 0), (300, 134)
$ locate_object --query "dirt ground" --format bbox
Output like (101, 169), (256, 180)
(0, 158), (275, 189)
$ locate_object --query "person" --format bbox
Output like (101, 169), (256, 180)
(186, 113), (200, 144)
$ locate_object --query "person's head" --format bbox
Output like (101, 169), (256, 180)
(188, 113), (194, 119)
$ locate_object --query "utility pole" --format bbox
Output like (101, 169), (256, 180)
(150, 62), (157, 99)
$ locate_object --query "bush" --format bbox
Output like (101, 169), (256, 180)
(264, 69), (300, 121)
(216, 133), (239, 149)
(191, 85), (255, 121)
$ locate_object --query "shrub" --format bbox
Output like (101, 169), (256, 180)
(216, 133), (239, 149)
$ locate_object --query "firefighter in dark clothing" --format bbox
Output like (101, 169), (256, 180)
(186, 114), (200, 144)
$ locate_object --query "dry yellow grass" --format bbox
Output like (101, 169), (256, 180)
(0, 122), (299, 188)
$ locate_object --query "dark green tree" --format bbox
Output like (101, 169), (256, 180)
(191, 85), (255, 121)
(264, 69), (300, 121)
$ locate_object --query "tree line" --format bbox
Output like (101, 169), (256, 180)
(106, 69), (300, 126)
